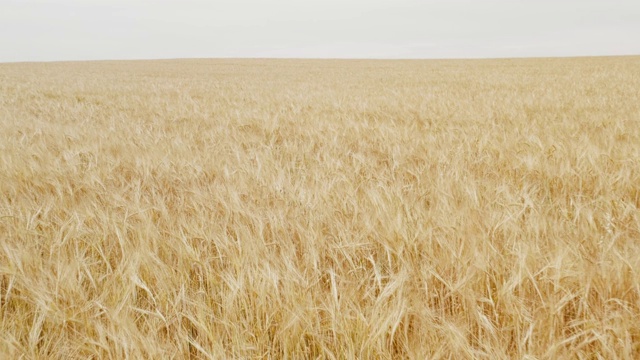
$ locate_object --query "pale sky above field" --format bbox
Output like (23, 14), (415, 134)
(1, 0), (639, 62)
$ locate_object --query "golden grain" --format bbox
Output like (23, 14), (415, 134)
(1, 57), (639, 359)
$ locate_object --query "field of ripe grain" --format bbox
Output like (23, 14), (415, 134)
(1, 57), (640, 359)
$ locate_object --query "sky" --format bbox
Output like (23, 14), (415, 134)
(0, 0), (639, 62)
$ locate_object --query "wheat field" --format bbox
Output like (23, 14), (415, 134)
(1, 57), (639, 359)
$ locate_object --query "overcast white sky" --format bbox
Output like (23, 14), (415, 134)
(1, 0), (639, 62)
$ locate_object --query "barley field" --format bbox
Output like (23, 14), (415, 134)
(1, 57), (640, 359)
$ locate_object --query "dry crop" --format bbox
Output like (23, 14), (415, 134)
(1, 57), (640, 359)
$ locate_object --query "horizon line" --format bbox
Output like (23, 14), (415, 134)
(2, 53), (639, 65)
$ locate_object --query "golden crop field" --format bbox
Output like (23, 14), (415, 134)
(1, 57), (640, 359)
